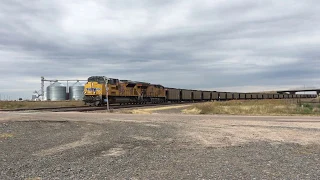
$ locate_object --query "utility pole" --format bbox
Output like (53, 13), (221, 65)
(41, 76), (44, 101)
(105, 77), (110, 111)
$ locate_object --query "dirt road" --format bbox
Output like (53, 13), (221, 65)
(1, 111), (320, 179)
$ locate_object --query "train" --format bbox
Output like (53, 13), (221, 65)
(83, 76), (317, 106)
(83, 76), (166, 106)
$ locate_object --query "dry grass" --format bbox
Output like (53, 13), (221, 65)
(183, 99), (320, 116)
(121, 105), (192, 114)
(0, 101), (84, 110)
(0, 133), (14, 139)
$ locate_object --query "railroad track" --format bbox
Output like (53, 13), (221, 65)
(0, 102), (194, 112)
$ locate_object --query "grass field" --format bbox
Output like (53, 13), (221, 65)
(183, 99), (320, 116)
(0, 101), (84, 109)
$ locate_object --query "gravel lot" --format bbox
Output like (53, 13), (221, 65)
(1, 109), (320, 179)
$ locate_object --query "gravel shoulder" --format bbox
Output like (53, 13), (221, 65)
(1, 110), (320, 179)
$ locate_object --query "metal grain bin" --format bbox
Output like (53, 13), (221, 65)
(219, 92), (227, 100)
(240, 93), (246, 99)
(69, 82), (84, 100)
(202, 91), (211, 100)
(181, 89), (192, 101)
(166, 88), (181, 101)
(233, 93), (239, 99)
(212, 92), (219, 100)
(193, 91), (202, 100)
(46, 82), (67, 101)
(226, 92), (233, 100)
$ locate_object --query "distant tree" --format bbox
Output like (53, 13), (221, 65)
(19, 98), (23, 101)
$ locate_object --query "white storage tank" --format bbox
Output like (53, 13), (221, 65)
(69, 82), (84, 100)
(46, 82), (67, 101)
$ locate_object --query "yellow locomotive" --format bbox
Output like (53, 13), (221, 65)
(83, 76), (166, 106)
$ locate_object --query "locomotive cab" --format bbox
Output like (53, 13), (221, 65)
(83, 76), (116, 106)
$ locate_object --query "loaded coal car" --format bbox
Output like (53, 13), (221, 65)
(279, 94), (284, 99)
(251, 94), (258, 99)
(233, 93), (240, 100)
(202, 91), (211, 101)
(212, 92), (219, 100)
(193, 90), (202, 101)
(218, 92), (227, 101)
(268, 94), (274, 99)
(165, 88), (181, 102)
(181, 89), (193, 101)
(226, 92), (233, 100)
(239, 93), (246, 99)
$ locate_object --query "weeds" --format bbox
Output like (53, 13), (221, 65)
(183, 100), (320, 116)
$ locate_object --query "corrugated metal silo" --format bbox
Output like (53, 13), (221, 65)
(46, 82), (67, 101)
(69, 82), (84, 100)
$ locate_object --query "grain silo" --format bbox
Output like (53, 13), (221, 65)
(46, 82), (67, 101)
(69, 82), (84, 100)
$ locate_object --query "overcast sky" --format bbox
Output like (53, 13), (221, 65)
(0, 0), (319, 100)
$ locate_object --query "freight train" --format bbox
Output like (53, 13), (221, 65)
(83, 76), (317, 106)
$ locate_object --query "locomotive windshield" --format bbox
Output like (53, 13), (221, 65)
(88, 76), (106, 84)
(87, 76), (118, 84)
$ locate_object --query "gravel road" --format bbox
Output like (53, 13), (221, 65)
(1, 111), (320, 179)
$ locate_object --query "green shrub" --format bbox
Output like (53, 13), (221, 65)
(303, 103), (313, 110)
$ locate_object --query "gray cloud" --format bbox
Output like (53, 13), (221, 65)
(0, 0), (319, 99)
